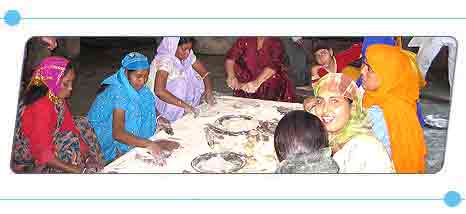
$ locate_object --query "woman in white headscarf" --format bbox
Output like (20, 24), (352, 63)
(146, 37), (215, 122)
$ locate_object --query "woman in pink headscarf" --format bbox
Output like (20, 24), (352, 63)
(11, 56), (104, 173)
(146, 37), (215, 122)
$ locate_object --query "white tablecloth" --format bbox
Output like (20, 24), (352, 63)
(102, 96), (303, 173)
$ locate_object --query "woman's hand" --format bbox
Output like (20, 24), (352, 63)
(146, 143), (163, 157)
(241, 80), (261, 94)
(204, 91), (216, 106)
(183, 105), (199, 118)
(155, 140), (180, 151)
(227, 76), (241, 90)
(303, 96), (317, 113)
(83, 156), (103, 173)
(157, 116), (171, 129)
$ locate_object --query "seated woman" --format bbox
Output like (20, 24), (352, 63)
(146, 37), (215, 122)
(362, 44), (427, 173)
(88, 52), (178, 163)
(359, 37), (426, 129)
(225, 37), (295, 102)
(274, 110), (339, 173)
(12, 56), (104, 173)
(304, 73), (394, 173)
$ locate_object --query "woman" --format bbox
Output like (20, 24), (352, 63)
(305, 73), (394, 173)
(362, 44), (427, 173)
(88, 52), (178, 163)
(12, 56), (104, 173)
(274, 110), (339, 173)
(146, 37), (215, 122)
(225, 37), (295, 102)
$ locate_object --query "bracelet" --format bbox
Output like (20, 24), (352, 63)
(201, 72), (210, 80)
(156, 115), (162, 121)
(81, 167), (87, 174)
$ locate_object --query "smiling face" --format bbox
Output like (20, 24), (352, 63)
(175, 42), (193, 61)
(313, 89), (352, 134)
(361, 62), (380, 91)
(126, 69), (149, 91)
(56, 69), (76, 99)
(314, 48), (333, 66)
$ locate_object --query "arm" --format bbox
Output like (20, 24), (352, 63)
(192, 60), (213, 95)
(154, 69), (193, 110)
(225, 38), (247, 90)
(335, 42), (362, 72)
(225, 59), (237, 80)
(255, 67), (276, 85)
(242, 39), (284, 93)
(112, 109), (152, 148)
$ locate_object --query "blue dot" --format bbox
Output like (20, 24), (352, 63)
(443, 191), (462, 207)
(4, 10), (21, 26)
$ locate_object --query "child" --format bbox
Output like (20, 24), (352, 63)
(274, 110), (339, 173)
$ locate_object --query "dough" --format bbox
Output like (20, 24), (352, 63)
(221, 118), (259, 132)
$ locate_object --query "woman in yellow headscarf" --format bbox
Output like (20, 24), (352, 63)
(362, 44), (427, 173)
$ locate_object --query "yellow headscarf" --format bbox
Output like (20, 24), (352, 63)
(364, 44), (427, 173)
(314, 73), (372, 149)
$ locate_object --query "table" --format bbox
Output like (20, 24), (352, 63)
(102, 96), (303, 173)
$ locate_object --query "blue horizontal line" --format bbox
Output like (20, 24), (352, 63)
(0, 198), (457, 201)
(17, 17), (466, 20)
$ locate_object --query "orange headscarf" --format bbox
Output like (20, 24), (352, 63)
(363, 44), (427, 173)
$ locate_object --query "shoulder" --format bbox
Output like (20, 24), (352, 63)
(347, 134), (388, 154)
(25, 96), (54, 113)
(155, 55), (173, 64)
(234, 37), (251, 47)
(21, 97), (55, 124)
(367, 106), (385, 121)
(100, 84), (129, 100)
(152, 55), (174, 72)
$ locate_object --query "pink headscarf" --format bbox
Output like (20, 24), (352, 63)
(29, 56), (70, 97)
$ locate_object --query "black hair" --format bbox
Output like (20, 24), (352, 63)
(22, 60), (74, 106)
(178, 37), (196, 46)
(274, 110), (329, 162)
(312, 40), (333, 54)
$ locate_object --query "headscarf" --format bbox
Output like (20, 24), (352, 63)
(313, 73), (372, 148)
(101, 52), (156, 138)
(28, 56), (70, 104)
(362, 37), (396, 59)
(154, 37), (196, 71)
(363, 44), (426, 173)
(359, 37), (426, 88)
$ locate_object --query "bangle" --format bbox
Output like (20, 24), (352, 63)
(201, 72), (210, 80)
(81, 167), (87, 174)
(156, 115), (162, 121)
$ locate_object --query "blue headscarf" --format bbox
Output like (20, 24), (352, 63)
(88, 52), (156, 162)
(361, 37), (396, 59)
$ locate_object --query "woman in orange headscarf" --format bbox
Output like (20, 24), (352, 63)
(361, 44), (427, 173)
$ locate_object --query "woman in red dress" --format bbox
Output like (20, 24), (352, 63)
(225, 37), (295, 102)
